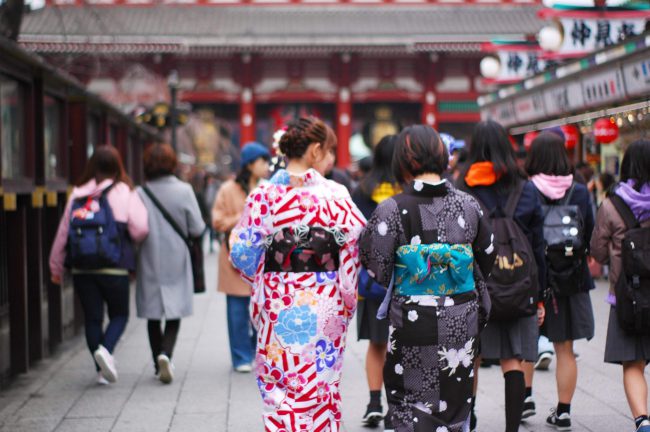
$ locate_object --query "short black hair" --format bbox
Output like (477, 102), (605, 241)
(524, 132), (572, 177)
(620, 139), (650, 192)
(392, 125), (448, 183)
(464, 120), (524, 191)
(359, 134), (397, 196)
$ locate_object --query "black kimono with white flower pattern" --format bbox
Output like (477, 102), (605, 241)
(360, 180), (494, 432)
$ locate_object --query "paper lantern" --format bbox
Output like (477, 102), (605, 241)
(524, 131), (539, 151)
(594, 118), (619, 144)
(480, 56), (501, 80)
(538, 25), (563, 52)
(561, 124), (579, 151)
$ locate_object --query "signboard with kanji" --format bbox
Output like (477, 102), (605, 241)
(557, 17), (647, 56)
(543, 80), (585, 116)
(622, 54), (650, 97)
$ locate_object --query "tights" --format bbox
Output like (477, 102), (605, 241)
(147, 319), (181, 373)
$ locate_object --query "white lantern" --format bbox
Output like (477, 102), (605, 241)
(480, 56), (501, 80)
(538, 25), (563, 52)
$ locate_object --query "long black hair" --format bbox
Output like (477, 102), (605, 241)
(359, 134), (398, 196)
(524, 132), (572, 177)
(464, 120), (524, 191)
(620, 139), (650, 192)
(235, 155), (269, 195)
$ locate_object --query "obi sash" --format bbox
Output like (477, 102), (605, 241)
(264, 225), (346, 273)
(394, 243), (475, 296)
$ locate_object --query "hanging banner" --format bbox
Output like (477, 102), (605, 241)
(489, 51), (550, 83)
(543, 80), (585, 116)
(581, 67), (626, 107)
(622, 55), (650, 97)
(556, 17), (647, 56)
(514, 92), (547, 123)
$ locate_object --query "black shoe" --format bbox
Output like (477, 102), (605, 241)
(521, 396), (536, 420)
(383, 415), (394, 432)
(546, 408), (571, 430)
(362, 404), (383, 428)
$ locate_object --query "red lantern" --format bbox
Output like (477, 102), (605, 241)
(594, 118), (619, 144)
(561, 124), (579, 151)
(524, 131), (539, 151)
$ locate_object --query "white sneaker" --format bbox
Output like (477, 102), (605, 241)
(93, 345), (118, 383)
(535, 351), (553, 370)
(234, 363), (252, 373)
(96, 373), (109, 386)
(157, 354), (174, 384)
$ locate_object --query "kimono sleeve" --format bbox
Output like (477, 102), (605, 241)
(228, 185), (272, 284)
(335, 194), (367, 315)
(359, 198), (403, 287)
(468, 198), (494, 328)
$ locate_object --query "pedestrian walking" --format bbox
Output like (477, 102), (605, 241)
(212, 142), (270, 373)
(460, 120), (547, 432)
(591, 139), (650, 432)
(360, 125), (495, 432)
(49, 145), (149, 385)
(229, 117), (366, 431)
(524, 132), (595, 430)
(136, 143), (206, 384)
(351, 134), (400, 428)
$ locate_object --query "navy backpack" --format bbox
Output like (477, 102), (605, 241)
(65, 183), (133, 270)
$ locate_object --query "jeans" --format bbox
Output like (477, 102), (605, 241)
(148, 319), (181, 373)
(73, 274), (129, 370)
(226, 295), (256, 368)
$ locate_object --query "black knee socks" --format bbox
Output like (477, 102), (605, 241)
(369, 390), (381, 407)
(504, 370), (525, 432)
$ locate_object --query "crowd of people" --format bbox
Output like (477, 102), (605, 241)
(48, 116), (650, 432)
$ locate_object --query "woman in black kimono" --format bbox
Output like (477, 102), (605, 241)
(360, 125), (494, 432)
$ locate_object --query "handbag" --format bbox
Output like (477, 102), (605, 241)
(142, 186), (206, 294)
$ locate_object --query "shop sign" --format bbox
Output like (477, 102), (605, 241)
(543, 80), (585, 116)
(514, 92), (547, 123)
(486, 101), (517, 127)
(557, 17), (647, 56)
(622, 55), (650, 97)
(581, 67), (625, 107)
(495, 51), (550, 82)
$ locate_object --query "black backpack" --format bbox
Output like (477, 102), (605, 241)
(610, 194), (650, 335)
(541, 184), (586, 297)
(474, 181), (539, 321)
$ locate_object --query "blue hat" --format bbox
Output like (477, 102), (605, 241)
(450, 139), (465, 154)
(240, 142), (270, 168)
(439, 133), (455, 152)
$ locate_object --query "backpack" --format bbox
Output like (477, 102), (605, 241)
(610, 194), (650, 336)
(474, 181), (538, 321)
(541, 184), (586, 297)
(65, 183), (126, 270)
(358, 266), (388, 301)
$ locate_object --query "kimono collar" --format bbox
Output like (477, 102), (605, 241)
(404, 179), (449, 197)
(269, 168), (323, 188)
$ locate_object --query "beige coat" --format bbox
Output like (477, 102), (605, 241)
(212, 179), (251, 297)
(591, 197), (650, 296)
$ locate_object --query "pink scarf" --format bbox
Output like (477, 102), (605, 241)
(531, 174), (574, 200)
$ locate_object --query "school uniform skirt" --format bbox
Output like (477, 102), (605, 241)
(604, 306), (650, 364)
(543, 291), (595, 343)
(480, 314), (538, 362)
(357, 298), (390, 343)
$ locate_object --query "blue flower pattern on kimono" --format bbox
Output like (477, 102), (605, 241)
(230, 228), (266, 278)
(315, 339), (337, 372)
(316, 271), (338, 284)
(275, 305), (318, 345)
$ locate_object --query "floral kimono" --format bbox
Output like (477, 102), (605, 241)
(230, 168), (366, 432)
(360, 180), (494, 432)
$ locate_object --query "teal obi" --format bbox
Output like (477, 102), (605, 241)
(394, 243), (475, 296)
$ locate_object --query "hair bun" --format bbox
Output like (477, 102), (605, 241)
(278, 117), (328, 160)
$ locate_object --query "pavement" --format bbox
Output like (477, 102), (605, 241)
(0, 244), (646, 432)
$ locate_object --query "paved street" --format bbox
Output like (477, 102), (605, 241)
(0, 245), (645, 432)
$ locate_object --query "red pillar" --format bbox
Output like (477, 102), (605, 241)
(336, 53), (352, 169)
(422, 54), (439, 130)
(239, 54), (255, 146)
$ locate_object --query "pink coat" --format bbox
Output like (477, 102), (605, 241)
(49, 179), (149, 279)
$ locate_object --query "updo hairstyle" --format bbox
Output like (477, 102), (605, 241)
(279, 117), (334, 159)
